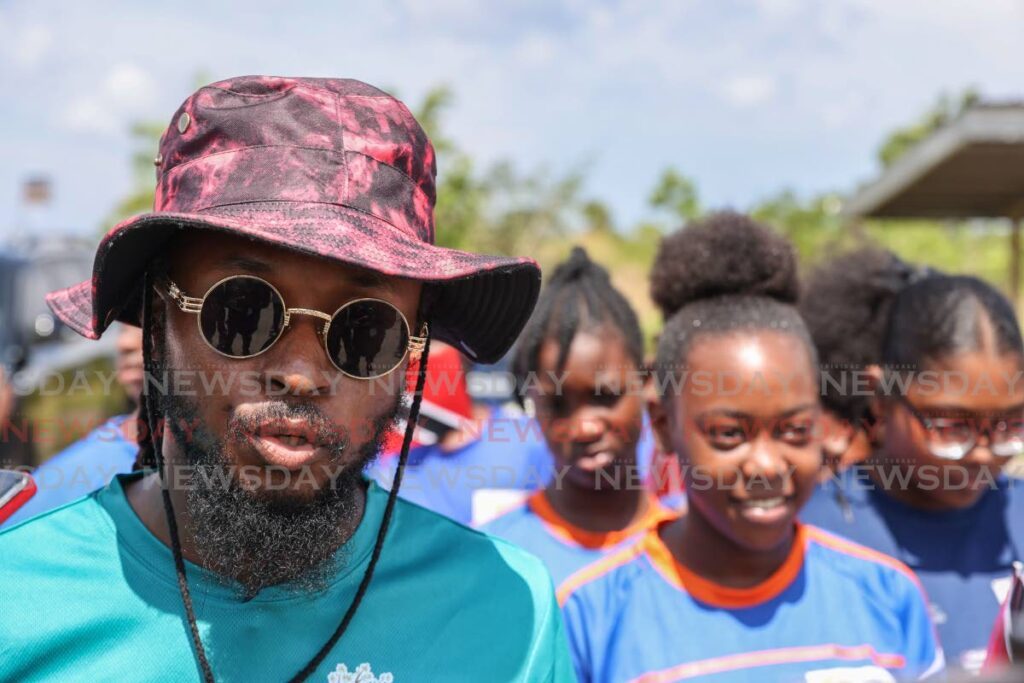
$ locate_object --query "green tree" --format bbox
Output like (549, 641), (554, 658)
(878, 88), (980, 168)
(581, 200), (615, 234)
(102, 120), (163, 228)
(102, 72), (213, 230)
(648, 168), (700, 227)
(412, 86), (584, 256)
(751, 190), (846, 263)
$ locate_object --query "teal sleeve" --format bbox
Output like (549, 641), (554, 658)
(522, 579), (578, 682)
(546, 598), (579, 682)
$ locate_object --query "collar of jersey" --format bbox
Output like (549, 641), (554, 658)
(95, 470), (387, 604)
(642, 519), (808, 609)
(528, 490), (676, 550)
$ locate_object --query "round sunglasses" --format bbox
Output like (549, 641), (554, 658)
(158, 275), (427, 380)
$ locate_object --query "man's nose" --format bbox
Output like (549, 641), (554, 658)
(260, 318), (335, 396)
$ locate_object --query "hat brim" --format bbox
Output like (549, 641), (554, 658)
(45, 203), (540, 364)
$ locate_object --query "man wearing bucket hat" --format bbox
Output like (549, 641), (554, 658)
(0, 76), (573, 682)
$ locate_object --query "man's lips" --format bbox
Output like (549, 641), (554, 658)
(245, 419), (333, 470)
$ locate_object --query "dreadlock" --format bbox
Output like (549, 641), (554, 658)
(512, 246), (643, 400)
(135, 262), (432, 683)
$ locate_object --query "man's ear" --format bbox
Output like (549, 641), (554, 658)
(416, 283), (437, 331)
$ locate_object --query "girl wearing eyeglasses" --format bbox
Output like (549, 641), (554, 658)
(800, 247), (1024, 675)
(561, 214), (942, 682)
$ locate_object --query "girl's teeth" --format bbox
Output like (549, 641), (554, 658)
(744, 497), (784, 508)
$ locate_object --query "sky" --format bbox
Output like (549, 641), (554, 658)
(2, 0), (1023, 241)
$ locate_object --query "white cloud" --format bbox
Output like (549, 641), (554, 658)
(720, 75), (778, 107)
(104, 63), (157, 108)
(61, 97), (117, 134)
(58, 62), (158, 134)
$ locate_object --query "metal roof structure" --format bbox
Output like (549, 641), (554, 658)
(844, 103), (1024, 301)
(845, 104), (1024, 219)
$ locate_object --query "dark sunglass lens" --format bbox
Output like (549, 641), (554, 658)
(327, 300), (409, 378)
(199, 277), (286, 357)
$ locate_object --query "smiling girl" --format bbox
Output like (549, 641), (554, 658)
(800, 248), (1024, 674)
(560, 213), (943, 683)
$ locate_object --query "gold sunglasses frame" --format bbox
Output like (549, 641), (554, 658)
(157, 274), (428, 380)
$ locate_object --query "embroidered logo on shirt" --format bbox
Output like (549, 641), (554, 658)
(327, 663), (394, 683)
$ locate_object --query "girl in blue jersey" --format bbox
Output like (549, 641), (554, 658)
(799, 248), (1024, 674)
(482, 247), (676, 591)
(561, 213), (943, 683)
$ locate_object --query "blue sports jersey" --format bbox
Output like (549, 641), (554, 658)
(801, 469), (1024, 674)
(370, 407), (661, 526)
(561, 522), (944, 683)
(367, 406), (554, 525)
(481, 491), (677, 590)
(2, 414), (137, 529)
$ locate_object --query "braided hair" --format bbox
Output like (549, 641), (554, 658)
(512, 246), (643, 398)
(800, 247), (1023, 423)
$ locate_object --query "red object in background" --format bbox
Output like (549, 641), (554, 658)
(983, 562), (1024, 671)
(0, 470), (37, 525)
(381, 342), (475, 456)
(649, 448), (685, 499)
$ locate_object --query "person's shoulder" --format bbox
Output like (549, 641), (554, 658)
(802, 523), (924, 600)
(34, 414), (136, 469)
(390, 491), (553, 593)
(478, 498), (534, 536)
(800, 470), (888, 537)
(0, 490), (111, 570)
(557, 535), (649, 608)
(1000, 475), (1024, 505)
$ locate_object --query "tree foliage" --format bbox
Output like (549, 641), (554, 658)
(648, 167), (701, 225)
(877, 88), (980, 168)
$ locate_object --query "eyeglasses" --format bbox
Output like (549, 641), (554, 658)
(158, 275), (427, 380)
(894, 394), (1024, 460)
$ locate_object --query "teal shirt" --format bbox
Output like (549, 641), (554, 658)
(0, 472), (575, 682)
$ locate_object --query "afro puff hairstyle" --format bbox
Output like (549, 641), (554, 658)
(649, 211), (815, 395)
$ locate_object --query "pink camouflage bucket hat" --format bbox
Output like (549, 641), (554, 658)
(45, 75), (541, 363)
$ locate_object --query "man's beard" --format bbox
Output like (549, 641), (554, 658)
(157, 378), (399, 600)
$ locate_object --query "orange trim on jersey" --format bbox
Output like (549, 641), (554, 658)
(557, 538), (648, 606)
(802, 525), (925, 592)
(629, 643), (907, 683)
(643, 522), (808, 609)
(529, 491), (676, 551)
